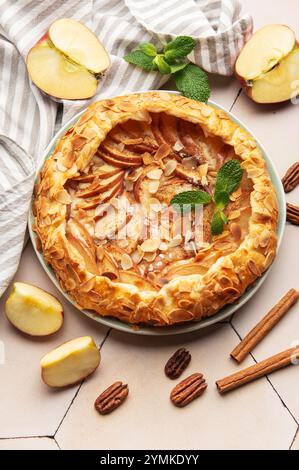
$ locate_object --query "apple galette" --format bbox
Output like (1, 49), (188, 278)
(33, 92), (278, 326)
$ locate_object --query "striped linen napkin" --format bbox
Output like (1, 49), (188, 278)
(0, 0), (252, 296)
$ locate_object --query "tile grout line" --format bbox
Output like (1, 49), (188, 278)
(53, 436), (61, 450)
(289, 425), (299, 450)
(53, 327), (113, 440)
(229, 322), (299, 428)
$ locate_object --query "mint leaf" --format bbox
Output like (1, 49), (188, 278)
(164, 36), (196, 61)
(153, 55), (171, 74)
(215, 160), (243, 196)
(124, 50), (155, 71)
(211, 210), (225, 236)
(169, 62), (187, 73)
(170, 190), (212, 212)
(139, 43), (157, 57)
(175, 64), (211, 102)
(214, 190), (229, 210)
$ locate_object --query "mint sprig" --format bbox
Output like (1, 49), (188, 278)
(171, 190), (212, 212)
(170, 160), (243, 236)
(124, 50), (157, 71)
(123, 36), (210, 103)
(175, 64), (210, 102)
(164, 36), (196, 61)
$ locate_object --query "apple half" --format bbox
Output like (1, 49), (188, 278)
(5, 282), (63, 336)
(26, 18), (110, 100)
(41, 336), (100, 387)
(236, 25), (299, 104)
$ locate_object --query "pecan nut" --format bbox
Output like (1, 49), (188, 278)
(282, 162), (299, 193)
(94, 381), (129, 415)
(286, 202), (299, 226)
(164, 348), (191, 379)
(170, 373), (207, 407)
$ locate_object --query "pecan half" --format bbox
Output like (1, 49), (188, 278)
(286, 203), (299, 226)
(164, 348), (191, 379)
(170, 373), (207, 407)
(282, 162), (299, 193)
(94, 381), (129, 415)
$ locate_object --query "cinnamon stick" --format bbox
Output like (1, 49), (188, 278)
(216, 346), (299, 394)
(230, 289), (299, 363)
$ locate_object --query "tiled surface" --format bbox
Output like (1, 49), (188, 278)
(1, 0), (299, 450)
(56, 325), (296, 450)
(0, 244), (108, 438)
(0, 437), (59, 450)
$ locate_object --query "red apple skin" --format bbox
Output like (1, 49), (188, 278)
(36, 32), (50, 46)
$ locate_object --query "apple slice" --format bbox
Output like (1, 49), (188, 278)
(26, 18), (110, 100)
(5, 282), (63, 336)
(49, 18), (110, 74)
(236, 24), (299, 104)
(236, 25), (296, 81)
(250, 47), (299, 103)
(40, 336), (100, 387)
(76, 171), (124, 198)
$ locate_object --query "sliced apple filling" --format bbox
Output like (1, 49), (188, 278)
(64, 112), (253, 291)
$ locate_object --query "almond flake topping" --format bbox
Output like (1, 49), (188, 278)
(173, 141), (184, 152)
(147, 168), (163, 180)
(140, 238), (160, 252)
(148, 180), (160, 194)
(121, 253), (133, 270)
(164, 159), (177, 176)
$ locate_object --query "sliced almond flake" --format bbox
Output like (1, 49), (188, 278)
(96, 246), (105, 261)
(55, 189), (72, 204)
(228, 210), (241, 220)
(143, 251), (157, 262)
(121, 253), (133, 270)
(147, 168), (163, 180)
(173, 140), (184, 152)
(127, 168), (143, 182)
(118, 239), (129, 248)
(56, 160), (68, 172)
(132, 250), (143, 264)
(168, 236), (182, 247)
(140, 238), (160, 252)
(164, 159), (177, 176)
(159, 241), (168, 251)
(154, 143), (171, 161)
(143, 153), (153, 165)
(148, 180), (160, 194)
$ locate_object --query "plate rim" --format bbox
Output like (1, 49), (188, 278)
(28, 90), (286, 336)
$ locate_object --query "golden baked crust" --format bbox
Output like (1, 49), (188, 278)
(33, 92), (278, 326)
